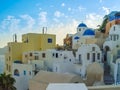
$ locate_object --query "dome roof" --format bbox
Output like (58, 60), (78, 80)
(83, 29), (95, 36)
(78, 23), (87, 27)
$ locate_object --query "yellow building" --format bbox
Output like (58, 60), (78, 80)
(5, 33), (56, 74)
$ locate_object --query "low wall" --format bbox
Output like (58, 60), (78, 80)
(88, 85), (120, 90)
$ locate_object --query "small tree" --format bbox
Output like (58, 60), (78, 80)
(0, 73), (16, 90)
(99, 15), (108, 33)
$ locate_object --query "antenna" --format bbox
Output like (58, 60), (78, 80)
(42, 27), (47, 34)
(13, 34), (17, 42)
(15, 34), (17, 42)
(45, 27), (47, 34)
(42, 27), (44, 34)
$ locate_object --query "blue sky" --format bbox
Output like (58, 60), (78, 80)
(0, 0), (120, 47)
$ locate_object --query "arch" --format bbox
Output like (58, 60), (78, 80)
(14, 69), (20, 76)
(103, 46), (111, 62)
(104, 46), (110, 51)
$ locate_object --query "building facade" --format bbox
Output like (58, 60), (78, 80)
(5, 33), (56, 74)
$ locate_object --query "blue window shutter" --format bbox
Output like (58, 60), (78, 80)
(48, 38), (52, 43)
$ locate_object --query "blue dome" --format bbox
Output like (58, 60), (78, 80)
(83, 29), (95, 36)
(78, 23), (87, 27)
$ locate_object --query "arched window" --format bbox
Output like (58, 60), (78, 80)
(14, 69), (20, 76)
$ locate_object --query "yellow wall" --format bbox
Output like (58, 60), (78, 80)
(40, 34), (56, 50)
(22, 33), (56, 50)
(5, 33), (56, 74)
(5, 42), (24, 74)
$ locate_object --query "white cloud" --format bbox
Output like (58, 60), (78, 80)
(53, 18), (59, 22)
(99, 0), (103, 3)
(102, 6), (110, 14)
(48, 19), (79, 45)
(0, 16), (20, 34)
(78, 6), (86, 11)
(54, 11), (64, 18)
(61, 3), (65, 7)
(68, 7), (71, 11)
(0, 16), (21, 47)
(20, 14), (35, 29)
(39, 8), (42, 10)
(85, 13), (103, 28)
(38, 11), (47, 23)
(99, 0), (105, 3)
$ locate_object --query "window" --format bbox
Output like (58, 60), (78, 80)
(25, 54), (27, 58)
(14, 69), (20, 76)
(56, 53), (58, 58)
(35, 56), (39, 60)
(29, 71), (31, 75)
(52, 53), (54, 57)
(6, 64), (8, 71)
(92, 47), (95, 51)
(92, 53), (95, 62)
(9, 65), (11, 72)
(79, 29), (81, 31)
(30, 53), (32, 56)
(48, 38), (52, 43)
(87, 53), (90, 60)
(9, 47), (11, 52)
(42, 53), (46, 58)
(26, 38), (28, 43)
(79, 54), (82, 64)
(114, 35), (116, 41)
(110, 35), (112, 40)
(97, 53), (100, 60)
(24, 70), (26, 75)
(114, 26), (115, 31)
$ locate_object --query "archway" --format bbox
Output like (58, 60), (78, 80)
(104, 46), (110, 62)
(14, 69), (20, 76)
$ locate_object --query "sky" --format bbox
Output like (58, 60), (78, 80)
(0, 0), (120, 48)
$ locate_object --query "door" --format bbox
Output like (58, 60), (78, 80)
(117, 63), (120, 83)
(92, 53), (95, 62)
(79, 54), (82, 64)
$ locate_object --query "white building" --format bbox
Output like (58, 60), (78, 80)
(43, 49), (75, 71)
(53, 44), (102, 78)
(12, 63), (33, 90)
(114, 58), (120, 84)
(72, 23), (95, 49)
(22, 51), (42, 63)
(76, 44), (102, 65)
(103, 25), (120, 85)
(46, 83), (88, 90)
(103, 25), (120, 63)
(76, 44), (101, 77)
(53, 62), (75, 73)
